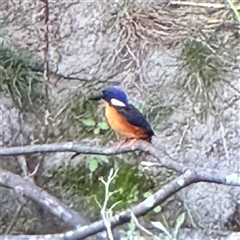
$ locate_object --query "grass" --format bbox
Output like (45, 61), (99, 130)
(182, 40), (222, 87)
(226, 0), (240, 24)
(181, 39), (224, 119)
(0, 46), (45, 113)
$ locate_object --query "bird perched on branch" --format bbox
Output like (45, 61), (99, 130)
(90, 87), (154, 145)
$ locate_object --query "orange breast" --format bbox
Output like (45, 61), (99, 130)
(105, 104), (149, 140)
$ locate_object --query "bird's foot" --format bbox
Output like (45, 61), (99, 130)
(114, 139), (128, 149)
(125, 138), (137, 148)
(114, 138), (137, 149)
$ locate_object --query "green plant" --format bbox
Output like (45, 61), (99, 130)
(81, 118), (110, 135)
(181, 39), (224, 119)
(94, 168), (120, 240)
(88, 155), (109, 172)
(88, 163), (155, 213)
(119, 211), (186, 240)
(50, 92), (114, 142)
(182, 40), (222, 87)
(151, 212), (186, 240)
(226, 0), (240, 24)
(94, 121), (110, 134)
(48, 160), (155, 216)
(0, 46), (45, 113)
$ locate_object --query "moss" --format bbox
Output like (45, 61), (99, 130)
(181, 40), (224, 119)
(182, 40), (222, 87)
(0, 46), (45, 113)
(147, 104), (174, 128)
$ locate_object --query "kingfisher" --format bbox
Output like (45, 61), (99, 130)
(90, 87), (154, 144)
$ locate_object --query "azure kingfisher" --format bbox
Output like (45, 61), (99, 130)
(90, 87), (154, 143)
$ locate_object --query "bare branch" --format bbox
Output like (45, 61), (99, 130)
(169, 1), (225, 9)
(1, 140), (240, 179)
(0, 169), (88, 228)
(1, 141), (240, 177)
(2, 169), (240, 240)
(0, 141), (185, 172)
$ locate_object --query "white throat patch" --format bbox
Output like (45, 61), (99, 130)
(111, 98), (126, 107)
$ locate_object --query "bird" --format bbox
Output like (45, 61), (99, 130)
(90, 87), (154, 144)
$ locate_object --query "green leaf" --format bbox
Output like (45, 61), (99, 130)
(128, 217), (136, 232)
(151, 221), (171, 237)
(153, 206), (161, 213)
(93, 127), (100, 135)
(143, 191), (152, 198)
(97, 155), (109, 164)
(173, 212), (186, 239)
(89, 159), (98, 172)
(82, 118), (96, 127)
(97, 121), (109, 130)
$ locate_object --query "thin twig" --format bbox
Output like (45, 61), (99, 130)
(28, 163), (40, 177)
(178, 121), (189, 146)
(17, 155), (28, 176)
(220, 121), (229, 160)
(130, 211), (153, 236)
(169, 1), (225, 9)
(99, 168), (119, 240)
(5, 198), (28, 234)
(226, 0), (240, 24)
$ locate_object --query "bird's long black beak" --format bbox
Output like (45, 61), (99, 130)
(89, 93), (104, 101)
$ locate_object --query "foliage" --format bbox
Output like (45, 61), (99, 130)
(48, 158), (155, 216)
(151, 212), (186, 240)
(182, 40), (222, 87)
(227, 0), (240, 24)
(81, 118), (110, 135)
(0, 46), (45, 113)
(120, 211), (186, 240)
(181, 39), (224, 119)
(48, 92), (114, 142)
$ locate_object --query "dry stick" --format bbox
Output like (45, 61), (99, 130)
(17, 155), (28, 177)
(169, 1), (225, 9)
(1, 140), (239, 187)
(0, 141), (184, 172)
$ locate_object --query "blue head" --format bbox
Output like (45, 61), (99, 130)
(91, 87), (128, 107)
